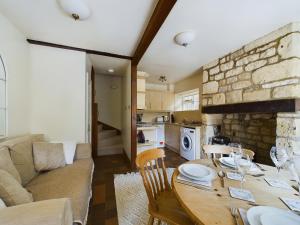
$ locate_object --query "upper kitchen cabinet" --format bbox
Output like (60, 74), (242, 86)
(145, 90), (174, 111)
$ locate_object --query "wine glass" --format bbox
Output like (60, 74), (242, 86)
(235, 154), (252, 189)
(270, 147), (289, 173)
(229, 143), (242, 175)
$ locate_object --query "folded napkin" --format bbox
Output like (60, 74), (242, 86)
(264, 177), (293, 190)
(177, 174), (212, 188)
(247, 163), (264, 176)
(280, 197), (300, 212)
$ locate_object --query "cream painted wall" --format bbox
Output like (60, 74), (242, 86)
(0, 13), (31, 137)
(174, 71), (203, 123)
(122, 63), (131, 160)
(29, 45), (87, 142)
(95, 74), (122, 130)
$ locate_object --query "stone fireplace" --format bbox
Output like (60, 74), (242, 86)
(201, 22), (300, 163)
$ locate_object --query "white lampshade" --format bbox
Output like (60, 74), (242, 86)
(58, 0), (91, 20)
(174, 31), (196, 47)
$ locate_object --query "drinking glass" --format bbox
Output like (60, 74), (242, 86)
(235, 154), (252, 189)
(270, 147), (289, 173)
(230, 143), (242, 175)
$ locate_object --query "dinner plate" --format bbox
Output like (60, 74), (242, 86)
(260, 212), (300, 225)
(219, 157), (236, 168)
(247, 206), (299, 225)
(178, 164), (215, 181)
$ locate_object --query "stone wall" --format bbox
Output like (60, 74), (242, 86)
(221, 113), (276, 165)
(200, 23), (300, 159)
(202, 22), (300, 106)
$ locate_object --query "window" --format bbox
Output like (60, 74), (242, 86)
(0, 55), (6, 138)
(175, 89), (199, 111)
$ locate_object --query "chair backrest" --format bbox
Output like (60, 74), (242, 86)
(203, 144), (255, 159)
(136, 148), (171, 210)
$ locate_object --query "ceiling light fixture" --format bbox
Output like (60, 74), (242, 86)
(174, 31), (196, 47)
(58, 0), (91, 21)
(108, 69), (115, 73)
(159, 76), (167, 83)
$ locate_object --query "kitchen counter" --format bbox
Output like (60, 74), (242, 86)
(165, 122), (202, 128)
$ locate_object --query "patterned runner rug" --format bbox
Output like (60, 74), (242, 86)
(114, 168), (174, 225)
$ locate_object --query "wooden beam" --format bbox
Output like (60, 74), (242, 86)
(132, 0), (177, 65)
(202, 99), (300, 114)
(27, 39), (132, 60)
(130, 0), (177, 168)
(131, 63), (137, 169)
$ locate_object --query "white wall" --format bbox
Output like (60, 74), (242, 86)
(0, 13), (31, 137)
(122, 63), (131, 160)
(95, 74), (122, 130)
(29, 45), (87, 142)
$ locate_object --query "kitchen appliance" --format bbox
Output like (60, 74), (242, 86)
(162, 115), (169, 122)
(137, 114), (143, 123)
(180, 127), (202, 160)
(211, 125), (231, 145)
(137, 130), (145, 143)
(156, 116), (163, 123)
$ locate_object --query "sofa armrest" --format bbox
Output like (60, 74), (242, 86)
(0, 198), (73, 225)
(75, 143), (92, 159)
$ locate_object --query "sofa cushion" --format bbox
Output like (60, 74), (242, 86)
(33, 142), (66, 172)
(8, 138), (38, 185)
(0, 147), (21, 184)
(0, 169), (33, 206)
(26, 159), (94, 225)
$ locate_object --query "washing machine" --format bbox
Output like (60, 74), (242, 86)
(180, 127), (202, 160)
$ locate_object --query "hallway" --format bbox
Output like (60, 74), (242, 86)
(87, 149), (186, 225)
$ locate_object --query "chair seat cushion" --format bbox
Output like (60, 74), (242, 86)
(26, 159), (94, 224)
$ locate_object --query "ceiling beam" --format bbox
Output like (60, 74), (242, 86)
(132, 0), (177, 65)
(27, 39), (132, 60)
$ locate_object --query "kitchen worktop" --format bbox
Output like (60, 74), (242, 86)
(137, 122), (202, 128)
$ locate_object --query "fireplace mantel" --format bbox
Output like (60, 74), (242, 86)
(202, 99), (300, 114)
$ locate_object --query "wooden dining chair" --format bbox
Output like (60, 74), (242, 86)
(203, 144), (255, 160)
(136, 148), (194, 225)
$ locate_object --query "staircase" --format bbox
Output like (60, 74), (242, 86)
(97, 124), (123, 156)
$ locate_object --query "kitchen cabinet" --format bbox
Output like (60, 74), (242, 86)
(137, 92), (145, 110)
(137, 78), (146, 109)
(145, 90), (174, 111)
(165, 124), (181, 153)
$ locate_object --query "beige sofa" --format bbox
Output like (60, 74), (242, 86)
(0, 134), (94, 225)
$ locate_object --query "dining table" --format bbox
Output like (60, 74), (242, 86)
(171, 159), (299, 225)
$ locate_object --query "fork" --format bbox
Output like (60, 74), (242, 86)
(230, 207), (241, 225)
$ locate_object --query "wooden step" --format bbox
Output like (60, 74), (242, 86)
(99, 135), (122, 147)
(99, 130), (117, 139)
(97, 144), (123, 156)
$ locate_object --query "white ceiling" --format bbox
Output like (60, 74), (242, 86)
(0, 0), (158, 74)
(139, 0), (300, 84)
(89, 54), (128, 76)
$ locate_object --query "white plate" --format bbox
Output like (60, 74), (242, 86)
(247, 206), (299, 225)
(178, 164), (215, 181)
(260, 212), (300, 225)
(219, 157), (236, 168)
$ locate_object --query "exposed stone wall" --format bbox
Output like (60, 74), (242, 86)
(202, 23), (300, 106)
(200, 23), (300, 160)
(276, 112), (300, 155)
(221, 113), (276, 165)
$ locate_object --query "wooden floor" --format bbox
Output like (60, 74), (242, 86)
(86, 148), (186, 225)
